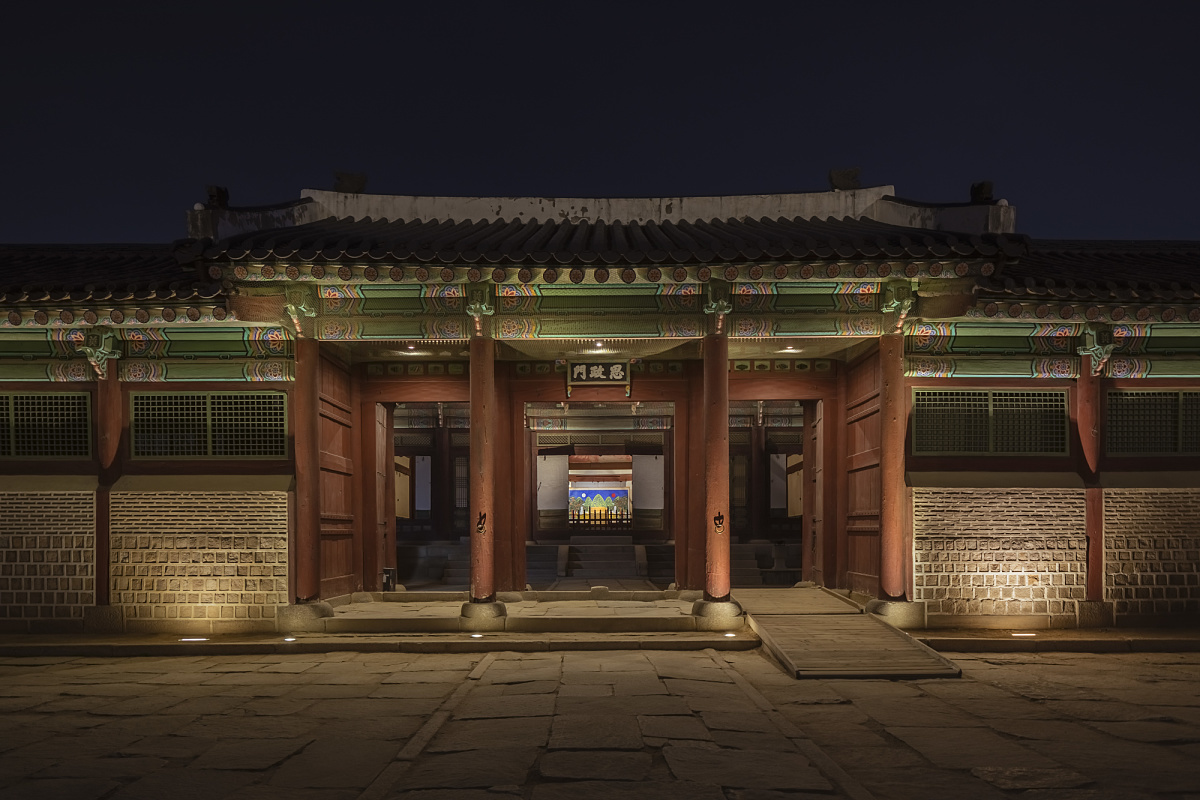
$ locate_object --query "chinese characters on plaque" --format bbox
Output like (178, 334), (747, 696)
(566, 362), (630, 397)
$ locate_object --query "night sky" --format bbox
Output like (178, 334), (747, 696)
(3, 3), (1198, 244)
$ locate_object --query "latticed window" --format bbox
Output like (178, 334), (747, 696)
(131, 392), (287, 458)
(0, 393), (91, 458)
(454, 456), (469, 508)
(1107, 390), (1200, 455)
(911, 389), (1068, 455)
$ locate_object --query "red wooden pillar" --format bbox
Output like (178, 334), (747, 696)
(95, 370), (123, 606)
(293, 338), (322, 601)
(879, 333), (907, 599)
(703, 333), (731, 601)
(469, 335), (496, 602)
(1078, 355), (1104, 601)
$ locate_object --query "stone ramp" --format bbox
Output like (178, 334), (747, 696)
(735, 587), (961, 679)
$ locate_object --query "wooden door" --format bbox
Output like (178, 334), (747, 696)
(318, 357), (360, 597)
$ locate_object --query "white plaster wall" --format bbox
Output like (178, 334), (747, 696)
(770, 454), (788, 509)
(632, 455), (665, 509)
(414, 456), (431, 512)
(537, 455), (569, 510)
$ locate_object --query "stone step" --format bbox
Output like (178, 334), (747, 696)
(570, 536), (634, 546)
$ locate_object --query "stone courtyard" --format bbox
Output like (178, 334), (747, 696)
(1, 648), (1199, 799)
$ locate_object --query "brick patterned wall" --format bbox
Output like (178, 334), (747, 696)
(0, 493), (95, 621)
(1104, 489), (1200, 617)
(913, 488), (1087, 616)
(110, 492), (288, 624)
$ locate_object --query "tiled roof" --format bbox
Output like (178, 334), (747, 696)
(0, 245), (219, 303)
(981, 240), (1200, 302)
(180, 215), (1023, 265)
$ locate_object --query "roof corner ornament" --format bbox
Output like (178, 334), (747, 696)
(284, 289), (317, 337)
(466, 287), (495, 337)
(704, 280), (733, 334)
(77, 327), (121, 380)
(1078, 323), (1115, 377)
(881, 281), (915, 332)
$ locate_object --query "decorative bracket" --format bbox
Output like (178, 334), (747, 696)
(1078, 323), (1115, 376)
(466, 286), (495, 337)
(703, 281), (733, 334)
(284, 289), (317, 337)
(881, 281), (915, 332)
(77, 327), (121, 379)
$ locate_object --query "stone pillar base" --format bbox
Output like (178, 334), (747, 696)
(83, 606), (125, 634)
(691, 599), (745, 631)
(460, 600), (507, 632)
(865, 599), (927, 630)
(276, 601), (334, 633)
(1077, 600), (1115, 628)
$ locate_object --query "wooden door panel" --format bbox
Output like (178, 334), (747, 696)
(318, 358), (359, 597)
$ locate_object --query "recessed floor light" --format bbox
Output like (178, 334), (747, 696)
(1011, 633), (1037, 637)
(283, 637), (296, 642)
(470, 633), (483, 638)
(179, 637), (208, 642)
(724, 633), (737, 637)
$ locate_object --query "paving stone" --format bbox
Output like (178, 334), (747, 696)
(971, 766), (1093, 790)
(853, 766), (1011, 800)
(662, 745), (831, 791)
(174, 716), (318, 740)
(711, 730), (797, 752)
(556, 695), (690, 716)
(539, 750), (652, 780)
(108, 769), (258, 799)
(391, 670), (472, 683)
(190, 738), (312, 770)
(429, 716), (552, 752)
(369, 683), (455, 699)
(454, 694), (555, 719)
(663, 678), (748, 698)
(389, 791), (521, 800)
(398, 747), (537, 789)
(315, 716), (426, 741)
(699, 711), (776, 733)
(119, 736), (218, 760)
(304, 698), (442, 718)
(1089, 720), (1200, 743)
(531, 781), (726, 799)
(7, 734), (141, 761)
(550, 714), (643, 749)
(851, 696), (986, 728)
(611, 677), (669, 695)
(270, 738), (398, 789)
(34, 757), (169, 779)
(1047, 700), (1170, 722)
(1, 777), (121, 800)
(237, 698), (319, 715)
(287, 685), (376, 699)
(886, 726), (1061, 769)
(638, 714), (712, 740)
(558, 684), (613, 697)
(161, 696), (249, 715)
(226, 788), (360, 800)
(484, 667), (561, 684)
(472, 681), (560, 696)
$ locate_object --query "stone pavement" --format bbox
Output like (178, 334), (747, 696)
(1, 648), (1200, 799)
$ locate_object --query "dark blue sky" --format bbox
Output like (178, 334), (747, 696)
(3, 2), (1198, 243)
